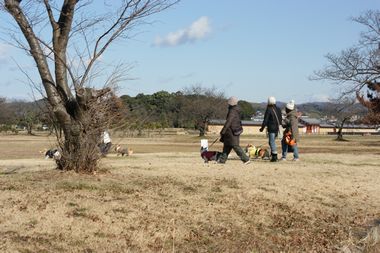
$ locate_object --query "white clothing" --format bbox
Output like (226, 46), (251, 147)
(103, 131), (111, 144)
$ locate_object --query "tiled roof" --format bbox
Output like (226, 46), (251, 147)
(299, 118), (321, 125)
(209, 119), (262, 126)
(209, 119), (377, 130)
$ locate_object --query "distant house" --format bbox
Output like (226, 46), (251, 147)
(207, 120), (262, 135)
(330, 124), (378, 135)
(299, 117), (322, 134)
(319, 123), (336, 135)
(208, 117), (378, 136)
(207, 119), (305, 135)
(299, 117), (378, 135)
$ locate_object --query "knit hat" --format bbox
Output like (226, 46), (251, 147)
(228, 96), (238, 106)
(267, 96), (276, 105)
(286, 100), (295, 110)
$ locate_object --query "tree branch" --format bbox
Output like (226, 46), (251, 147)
(79, 0), (179, 87)
(4, 0), (61, 107)
(52, 0), (78, 101)
(43, 0), (58, 30)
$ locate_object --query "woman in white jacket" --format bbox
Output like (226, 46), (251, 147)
(100, 130), (112, 156)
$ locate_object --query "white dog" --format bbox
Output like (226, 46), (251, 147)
(40, 148), (61, 160)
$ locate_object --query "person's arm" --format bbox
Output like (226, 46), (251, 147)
(260, 108), (269, 132)
(220, 110), (233, 135)
(290, 117), (298, 141)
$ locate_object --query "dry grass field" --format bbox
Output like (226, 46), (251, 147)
(0, 133), (379, 252)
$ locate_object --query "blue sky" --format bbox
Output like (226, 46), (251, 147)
(0, 0), (379, 103)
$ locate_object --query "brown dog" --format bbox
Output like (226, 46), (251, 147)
(245, 144), (270, 160)
(115, 145), (133, 156)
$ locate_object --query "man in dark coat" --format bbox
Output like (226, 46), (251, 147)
(219, 96), (250, 164)
(259, 96), (282, 162)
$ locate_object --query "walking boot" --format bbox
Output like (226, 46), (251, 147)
(270, 153), (278, 162)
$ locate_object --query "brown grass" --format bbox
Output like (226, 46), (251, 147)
(0, 133), (379, 252)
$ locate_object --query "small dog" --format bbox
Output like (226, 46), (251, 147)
(245, 144), (270, 160)
(200, 147), (223, 163)
(40, 148), (61, 160)
(115, 144), (133, 156)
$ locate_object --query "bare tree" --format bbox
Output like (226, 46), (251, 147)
(11, 100), (40, 135)
(325, 98), (365, 141)
(0, 97), (13, 125)
(182, 85), (226, 136)
(313, 10), (380, 125)
(1, 0), (179, 172)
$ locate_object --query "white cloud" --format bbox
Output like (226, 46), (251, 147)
(154, 16), (211, 47)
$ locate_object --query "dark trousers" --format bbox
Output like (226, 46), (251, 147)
(219, 144), (249, 163)
(100, 142), (112, 155)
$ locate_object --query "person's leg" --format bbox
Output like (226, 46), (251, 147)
(292, 144), (299, 160)
(104, 142), (112, 154)
(281, 138), (288, 160)
(232, 145), (250, 163)
(218, 145), (232, 163)
(99, 143), (106, 154)
(268, 132), (278, 162)
(268, 133), (277, 154)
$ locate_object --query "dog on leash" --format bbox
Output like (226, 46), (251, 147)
(245, 144), (270, 160)
(200, 147), (223, 163)
(115, 144), (133, 157)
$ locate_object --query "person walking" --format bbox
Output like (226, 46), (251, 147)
(100, 130), (112, 156)
(259, 96), (282, 162)
(219, 96), (250, 164)
(281, 100), (300, 161)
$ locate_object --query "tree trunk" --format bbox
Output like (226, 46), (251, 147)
(198, 122), (205, 137)
(336, 126), (344, 141)
(27, 124), (33, 135)
(198, 127), (205, 137)
(336, 117), (349, 141)
(56, 112), (101, 172)
(197, 118), (209, 137)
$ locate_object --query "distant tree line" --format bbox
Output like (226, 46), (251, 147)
(0, 97), (50, 134)
(1, 91), (373, 137)
(119, 86), (255, 136)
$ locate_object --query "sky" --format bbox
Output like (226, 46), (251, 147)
(0, 0), (379, 104)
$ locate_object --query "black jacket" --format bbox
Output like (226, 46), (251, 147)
(220, 105), (242, 146)
(261, 105), (282, 133)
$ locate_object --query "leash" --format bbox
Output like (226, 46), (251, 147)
(208, 137), (219, 149)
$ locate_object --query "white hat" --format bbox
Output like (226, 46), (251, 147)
(268, 96), (276, 105)
(228, 96), (238, 106)
(286, 100), (295, 110)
